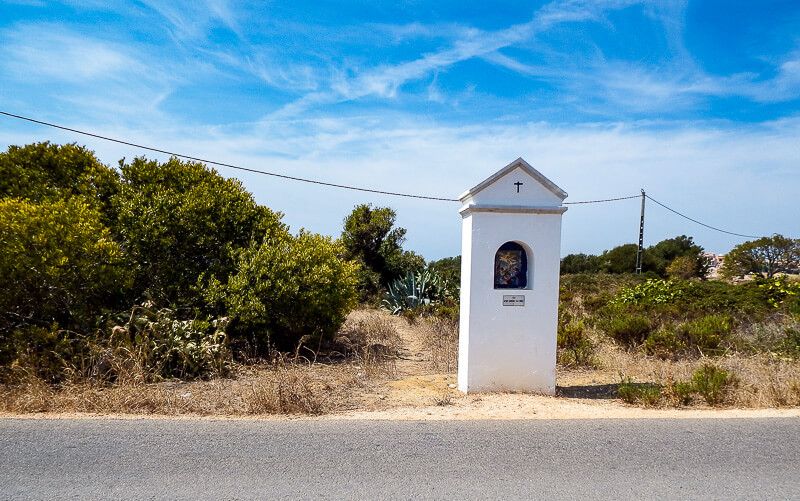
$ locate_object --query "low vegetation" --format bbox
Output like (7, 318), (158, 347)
(1, 141), (798, 415)
(559, 273), (800, 408)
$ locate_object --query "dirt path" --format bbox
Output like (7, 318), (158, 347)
(344, 311), (800, 420)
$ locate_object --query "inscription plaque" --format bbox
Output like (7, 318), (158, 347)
(502, 294), (525, 306)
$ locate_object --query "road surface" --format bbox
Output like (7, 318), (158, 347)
(1, 417), (798, 500)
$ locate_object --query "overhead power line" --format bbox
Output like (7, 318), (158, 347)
(564, 194), (640, 205)
(645, 194), (761, 239)
(0, 109), (775, 242)
(0, 111), (458, 201)
(1, 110), (644, 205)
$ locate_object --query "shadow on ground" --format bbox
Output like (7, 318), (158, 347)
(556, 384), (620, 399)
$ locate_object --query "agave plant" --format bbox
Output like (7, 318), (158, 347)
(382, 268), (446, 314)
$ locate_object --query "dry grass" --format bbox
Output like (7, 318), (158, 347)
(0, 362), (370, 416)
(333, 309), (402, 377)
(558, 279), (800, 408)
(590, 341), (800, 407)
(418, 317), (459, 373)
(0, 309), (405, 417)
(3, 304), (799, 416)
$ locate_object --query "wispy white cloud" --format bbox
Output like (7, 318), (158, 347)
(137, 0), (243, 41)
(256, 0), (800, 118)
(0, 23), (180, 125)
(267, 0), (647, 115)
(2, 25), (144, 82)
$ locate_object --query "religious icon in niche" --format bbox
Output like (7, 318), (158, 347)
(494, 242), (528, 289)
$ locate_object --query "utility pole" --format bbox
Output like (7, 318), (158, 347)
(635, 189), (645, 274)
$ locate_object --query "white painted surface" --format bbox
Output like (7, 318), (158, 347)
(462, 166), (563, 207)
(458, 158), (566, 394)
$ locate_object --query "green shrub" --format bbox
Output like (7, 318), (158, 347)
(758, 276), (800, 309)
(691, 364), (736, 406)
(617, 377), (662, 406)
(431, 299), (460, 322)
(777, 328), (800, 359)
(557, 320), (596, 367)
(787, 295), (800, 316)
(680, 315), (732, 354)
(675, 280), (772, 316)
(644, 315), (732, 358)
(0, 325), (91, 382)
(670, 380), (695, 406)
(110, 303), (230, 380)
(206, 231), (359, 353)
(602, 313), (654, 347)
(613, 278), (684, 306)
(115, 156), (284, 306)
(0, 142), (120, 221)
(0, 198), (128, 334)
(643, 328), (687, 358)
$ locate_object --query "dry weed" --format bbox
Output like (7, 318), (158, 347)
(334, 310), (401, 376)
(419, 317), (459, 373)
(594, 340), (800, 407)
(0, 362), (366, 416)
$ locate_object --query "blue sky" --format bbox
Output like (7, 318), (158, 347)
(1, 0), (798, 259)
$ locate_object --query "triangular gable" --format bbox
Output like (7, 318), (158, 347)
(458, 158), (568, 203)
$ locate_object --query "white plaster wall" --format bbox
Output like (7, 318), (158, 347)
(457, 215), (473, 387)
(469, 166), (563, 207)
(457, 211), (563, 394)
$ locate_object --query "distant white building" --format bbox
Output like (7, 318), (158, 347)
(703, 252), (725, 278)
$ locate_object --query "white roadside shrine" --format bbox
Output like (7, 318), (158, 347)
(457, 158), (567, 394)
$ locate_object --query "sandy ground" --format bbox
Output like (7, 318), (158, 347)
(4, 399), (798, 422)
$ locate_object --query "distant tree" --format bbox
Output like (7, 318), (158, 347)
(561, 236), (706, 277)
(666, 255), (699, 280)
(646, 235), (708, 278)
(341, 204), (420, 300)
(598, 244), (639, 274)
(560, 253), (600, 274)
(721, 234), (800, 279)
(389, 250), (426, 279)
(429, 256), (461, 285)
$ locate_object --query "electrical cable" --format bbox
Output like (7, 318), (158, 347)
(0, 111), (459, 201)
(0, 109), (758, 235)
(645, 194), (761, 239)
(0, 110), (649, 205)
(564, 195), (640, 205)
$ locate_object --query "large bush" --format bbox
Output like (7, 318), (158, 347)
(206, 231), (359, 352)
(0, 142), (120, 221)
(0, 198), (128, 380)
(115, 157), (285, 305)
(0, 197), (128, 333)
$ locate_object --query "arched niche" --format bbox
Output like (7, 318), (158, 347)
(493, 241), (530, 289)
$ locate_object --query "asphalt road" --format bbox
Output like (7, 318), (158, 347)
(1, 417), (798, 500)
